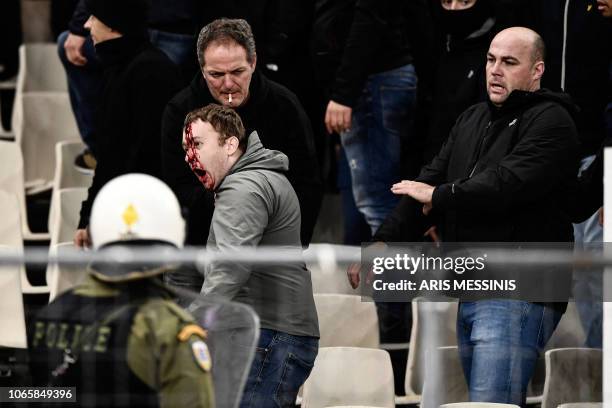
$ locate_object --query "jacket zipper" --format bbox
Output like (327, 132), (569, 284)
(468, 120), (492, 178)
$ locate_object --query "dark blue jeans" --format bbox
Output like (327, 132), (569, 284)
(457, 300), (562, 406)
(240, 329), (319, 408)
(340, 63), (417, 235)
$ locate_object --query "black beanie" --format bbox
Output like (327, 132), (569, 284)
(85, 0), (150, 36)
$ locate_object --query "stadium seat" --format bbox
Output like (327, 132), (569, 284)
(0, 188), (49, 294)
(314, 294), (379, 348)
(527, 302), (587, 403)
(47, 187), (87, 247)
(302, 347), (395, 408)
(47, 242), (85, 302)
(0, 140), (50, 241)
(16, 93), (79, 194)
(540, 348), (602, 408)
(557, 403), (602, 408)
(305, 244), (360, 295)
(15, 44), (68, 93)
(441, 403), (520, 408)
(398, 297), (458, 404)
(0, 244), (28, 349)
(48, 141), (92, 234)
(421, 346), (468, 408)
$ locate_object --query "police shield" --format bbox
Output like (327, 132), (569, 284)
(177, 288), (260, 408)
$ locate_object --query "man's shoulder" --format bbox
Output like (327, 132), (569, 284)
(129, 46), (177, 75)
(166, 78), (210, 115)
(256, 74), (303, 111)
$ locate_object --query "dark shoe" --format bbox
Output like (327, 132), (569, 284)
(74, 149), (97, 174)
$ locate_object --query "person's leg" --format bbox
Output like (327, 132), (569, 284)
(340, 64), (417, 235)
(240, 329), (319, 408)
(337, 146), (371, 245)
(148, 29), (196, 84)
(461, 300), (562, 406)
(57, 31), (102, 155)
(573, 155), (603, 348)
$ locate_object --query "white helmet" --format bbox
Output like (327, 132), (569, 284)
(90, 174), (185, 249)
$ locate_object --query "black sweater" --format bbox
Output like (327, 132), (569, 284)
(312, 0), (417, 107)
(78, 36), (181, 228)
(161, 71), (322, 246)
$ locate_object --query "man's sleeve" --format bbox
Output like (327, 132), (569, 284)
(330, 0), (388, 107)
(432, 104), (580, 214)
(68, 0), (89, 37)
(373, 114), (458, 242)
(128, 302), (215, 408)
(201, 187), (268, 299)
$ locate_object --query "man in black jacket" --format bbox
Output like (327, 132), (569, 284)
(73, 0), (181, 247)
(356, 27), (579, 405)
(161, 18), (322, 254)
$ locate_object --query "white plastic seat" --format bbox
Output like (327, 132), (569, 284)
(48, 141), (92, 234)
(15, 44), (68, 93)
(305, 244), (360, 295)
(9, 43), (69, 142)
(0, 188), (48, 294)
(314, 294), (379, 348)
(540, 348), (602, 408)
(557, 403), (602, 408)
(302, 347), (395, 408)
(48, 187), (88, 247)
(0, 140), (50, 241)
(527, 302), (587, 403)
(396, 297), (458, 405)
(421, 346), (468, 408)
(440, 403), (520, 408)
(47, 242), (85, 302)
(16, 93), (79, 194)
(0, 244), (28, 349)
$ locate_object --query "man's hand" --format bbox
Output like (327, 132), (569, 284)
(391, 180), (435, 214)
(325, 100), (352, 134)
(64, 33), (88, 66)
(74, 228), (91, 248)
(347, 242), (387, 289)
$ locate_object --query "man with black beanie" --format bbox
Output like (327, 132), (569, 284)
(73, 0), (181, 248)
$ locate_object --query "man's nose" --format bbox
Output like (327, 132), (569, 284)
(223, 75), (233, 89)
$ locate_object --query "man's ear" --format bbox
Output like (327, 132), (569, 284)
(533, 61), (545, 81)
(226, 136), (240, 155)
(250, 53), (257, 70)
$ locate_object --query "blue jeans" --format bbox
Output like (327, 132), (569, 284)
(57, 31), (102, 154)
(337, 146), (371, 245)
(573, 155), (603, 348)
(148, 29), (195, 72)
(240, 329), (319, 408)
(457, 300), (562, 406)
(340, 63), (417, 235)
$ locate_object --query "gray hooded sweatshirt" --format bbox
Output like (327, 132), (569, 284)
(203, 132), (319, 338)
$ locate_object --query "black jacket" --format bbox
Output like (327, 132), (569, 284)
(78, 36), (181, 228)
(161, 71), (322, 246)
(312, 0), (417, 107)
(375, 89), (580, 243)
(511, 0), (612, 156)
(422, 18), (494, 164)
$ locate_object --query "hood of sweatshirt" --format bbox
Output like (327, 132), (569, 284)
(221, 131), (289, 186)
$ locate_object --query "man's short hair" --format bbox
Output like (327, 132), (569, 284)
(196, 18), (256, 68)
(532, 32), (546, 63)
(184, 104), (247, 151)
